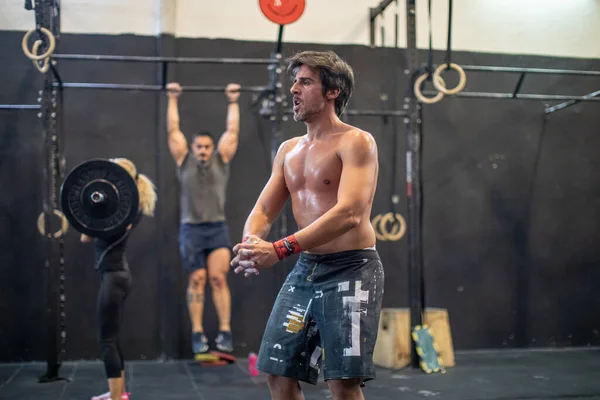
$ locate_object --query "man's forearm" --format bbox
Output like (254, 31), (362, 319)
(283, 205), (359, 252)
(167, 97), (180, 132)
(226, 102), (239, 136)
(243, 209), (273, 240)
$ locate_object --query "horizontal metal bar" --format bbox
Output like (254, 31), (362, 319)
(441, 64), (600, 77)
(423, 90), (600, 101)
(52, 54), (278, 65)
(0, 104), (41, 110)
(344, 109), (408, 117)
(516, 94), (600, 101)
(57, 82), (162, 91)
(284, 108), (407, 117)
(53, 82), (267, 92)
(184, 85), (267, 93)
(545, 89), (600, 115)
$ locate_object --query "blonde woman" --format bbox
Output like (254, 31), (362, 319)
(81, 158), (157, 400)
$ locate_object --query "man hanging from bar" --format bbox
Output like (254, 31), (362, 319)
(165, 82), (240, 354)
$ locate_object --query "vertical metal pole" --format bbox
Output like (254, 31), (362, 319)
(270, 25), (286, 239)
(155, 35), (168, 361)
(35, 0), (67, 383)
(41, 77), (61, 382)
(405, 0), (425, 368)
(369, 8), (376, 47)
(54, 81), (68, 373)
(394, 4), (399, 48)
(264, 54), (289, 282)
(161, 61), (168, 89)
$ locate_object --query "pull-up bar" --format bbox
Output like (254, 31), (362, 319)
(451, 65), (600, 77)
(47, 52), (281, 95)
(53, 82), (267, 93)
(52, 54), (278, 65)
(422, 91), (600, 102)
(284, 108), (408, 118)
(0, 104), (41, 110)
(428, 63), (600, 112)
(344, 109), (408, 117)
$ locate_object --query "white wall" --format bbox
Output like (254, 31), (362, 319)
(2, 0), (600, 59)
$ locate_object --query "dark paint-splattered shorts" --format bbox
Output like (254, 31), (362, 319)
(256, 248), (385, 385)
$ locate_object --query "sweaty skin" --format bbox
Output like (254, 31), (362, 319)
(279, 128), (377, 254)
(232, 64), (378, 273)
(232, 60), (376, 400)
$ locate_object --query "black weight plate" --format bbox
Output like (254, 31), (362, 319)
(60, 159), (139, 238)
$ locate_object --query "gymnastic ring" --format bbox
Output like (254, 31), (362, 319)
(413, 73), (445, 104)
(22, 27), (56, 61)
(31, 40), (50, 73)
(37, 209), (69, 239)
(379, 212), (406, 241)
(433, 63), (467, 95)
(371, 214), (387, 242)
(371, 212), (406, 241)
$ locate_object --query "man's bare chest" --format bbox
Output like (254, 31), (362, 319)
(284, 145), (342, 192)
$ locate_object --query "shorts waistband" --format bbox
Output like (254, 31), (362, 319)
(299, 248), (379, 264)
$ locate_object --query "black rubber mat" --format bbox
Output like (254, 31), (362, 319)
(2, 349), (600, 399)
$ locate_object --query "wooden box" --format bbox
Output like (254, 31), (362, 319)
(373, 307), (455, 369)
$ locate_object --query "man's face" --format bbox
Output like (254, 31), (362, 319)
(192, 135), (214, 164)
(290, 65), (327, 122)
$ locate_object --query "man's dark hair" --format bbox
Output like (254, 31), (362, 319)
(192, 131), (215, 145)
(285, 50), (355, 117)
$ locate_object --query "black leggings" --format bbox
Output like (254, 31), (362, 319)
(97, 270), (132, 379)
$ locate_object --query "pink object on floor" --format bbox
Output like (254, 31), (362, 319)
(248, 352), (259, 376)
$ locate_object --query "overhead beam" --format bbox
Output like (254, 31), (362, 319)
(422, 91), (600, 102)
(369, 0), (395, 46)
(437, 64), (600, 77)
(52, 53), (277, 65)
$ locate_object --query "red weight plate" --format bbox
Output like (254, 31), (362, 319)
(259, 0), (305, 25)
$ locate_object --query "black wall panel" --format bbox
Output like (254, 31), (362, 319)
(1, 30), (599, 361)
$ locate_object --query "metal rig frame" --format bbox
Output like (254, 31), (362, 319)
(368, 0), (600, 368)
(16, 0), (599, 377)
(14, 3), (414, 378)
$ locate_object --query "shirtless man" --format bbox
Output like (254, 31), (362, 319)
(231, 51), (384, 400)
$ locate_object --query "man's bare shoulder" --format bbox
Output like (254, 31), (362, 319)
(279, 136), (304, 154)
(274, 136), (304, 165)
(339, 126), (377, 154)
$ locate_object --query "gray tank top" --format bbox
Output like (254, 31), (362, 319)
(177, 151), (229, 224)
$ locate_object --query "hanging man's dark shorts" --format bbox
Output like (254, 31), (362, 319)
(255, 248), (385, 385)
(178, 221), (232, 272)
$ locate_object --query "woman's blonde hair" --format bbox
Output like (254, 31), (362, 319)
(110, 158), (157, 217)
